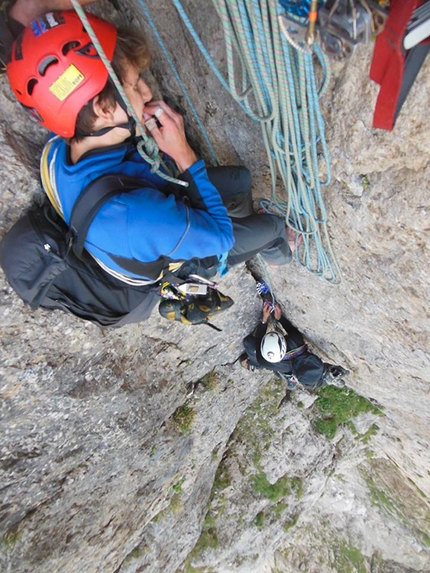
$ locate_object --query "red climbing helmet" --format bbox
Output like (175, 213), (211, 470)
(6, 10), (117, 137)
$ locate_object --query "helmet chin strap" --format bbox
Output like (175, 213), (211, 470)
(75, 83), (137, 138)
(74, 113), (137, 142)
(74, 119), (135, 139)
(115, 89), (137, 139)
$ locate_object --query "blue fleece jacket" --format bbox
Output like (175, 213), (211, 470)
(44, 138), (235, 279)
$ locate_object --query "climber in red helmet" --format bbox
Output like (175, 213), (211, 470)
(4, 5), (294, 288)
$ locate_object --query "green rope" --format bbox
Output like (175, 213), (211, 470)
(70, 0), (188, 187)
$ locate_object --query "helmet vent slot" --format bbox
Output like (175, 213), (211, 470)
(27, 79), (38, 96)
(62, 41), (80, 56)
(38, 56), (59, 77)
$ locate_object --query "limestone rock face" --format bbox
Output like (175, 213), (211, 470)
(0, 2), (429, 573)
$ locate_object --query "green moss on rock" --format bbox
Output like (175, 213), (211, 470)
(314, 386), (381, 439)
(253, 511), (265, 528)
(332, 540), (367, 573)
(172, 403), (196, 434)
(250, 472), (291, 502)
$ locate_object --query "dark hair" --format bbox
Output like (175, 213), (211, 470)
(72, 25), (151, 141)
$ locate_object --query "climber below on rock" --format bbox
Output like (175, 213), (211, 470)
(240, 297), (348, 390)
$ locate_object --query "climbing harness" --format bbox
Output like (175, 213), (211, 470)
(70, 0), (188, 187)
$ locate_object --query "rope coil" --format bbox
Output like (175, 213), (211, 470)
(163, 0), (342, 283)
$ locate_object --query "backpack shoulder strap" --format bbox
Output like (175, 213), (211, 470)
(69, 174), (145, 259)
(282, 344), (307, 360)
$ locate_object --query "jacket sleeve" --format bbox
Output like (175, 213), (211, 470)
(253, 321), (268, 340)
(121, 159), (235, 262)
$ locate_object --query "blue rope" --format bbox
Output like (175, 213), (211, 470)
(135, 0), (341, 283)
(136, 0), (219, 165)
(278, 0), (324, 18)
(172, 0), (264, 121)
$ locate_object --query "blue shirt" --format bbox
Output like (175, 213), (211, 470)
(44, 138), (235, 280)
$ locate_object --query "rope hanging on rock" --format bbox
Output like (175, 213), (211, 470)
(139, 0), (342, 283)
(179, 0), (341, 283)
(135, 0), (219, 165)
(70, 0), (188, 187)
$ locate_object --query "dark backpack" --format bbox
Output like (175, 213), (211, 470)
(0, 175), (161, 327)
(291, 352), (325, 388)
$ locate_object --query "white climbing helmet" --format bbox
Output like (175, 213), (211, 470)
(260, 332), (287, 363)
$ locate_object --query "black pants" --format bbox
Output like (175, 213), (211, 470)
(207, 166), (291, 267)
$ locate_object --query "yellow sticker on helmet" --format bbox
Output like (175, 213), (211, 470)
(49, 64), (84, 101)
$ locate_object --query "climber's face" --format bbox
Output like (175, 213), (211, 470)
(114, 61), (154, 126)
